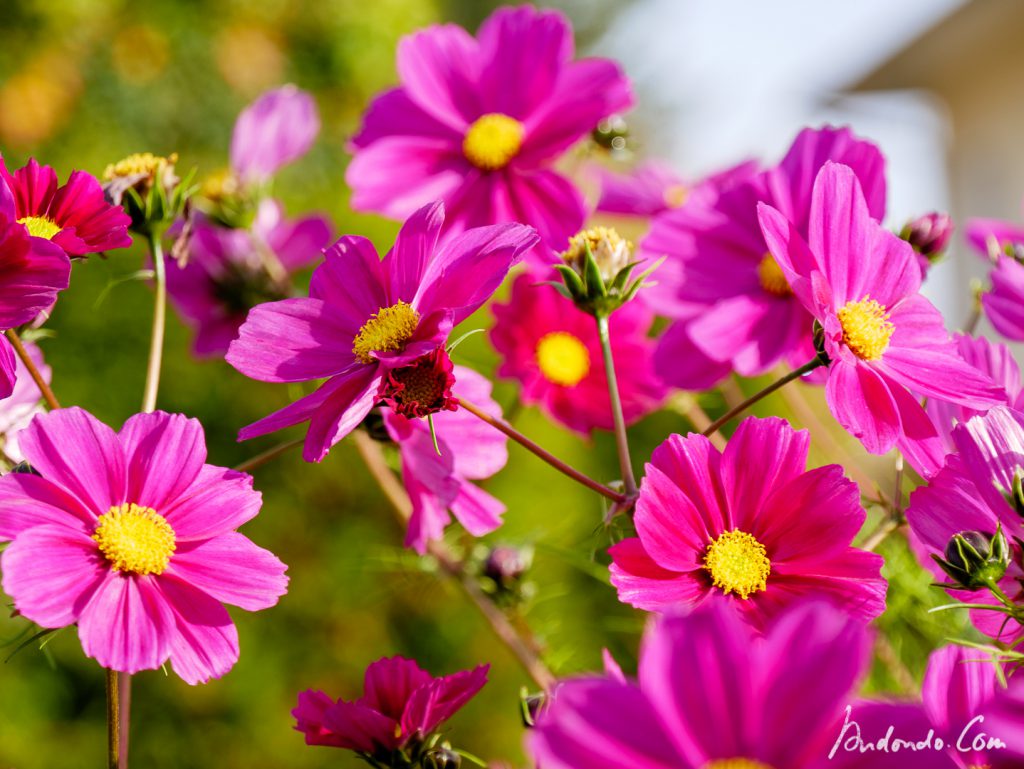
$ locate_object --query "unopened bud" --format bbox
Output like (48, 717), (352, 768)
(900, 212), (953, 262)
(591, 115), (629, 152)
(520, 688), (547, 728)
(102, 152), (193, 237)
(423, 746), (461, 769)
(483, 545), (531, 586)
(7, 461), (40, 476)
(933, 528), (1010, 591)
(554, 227), (658, 317)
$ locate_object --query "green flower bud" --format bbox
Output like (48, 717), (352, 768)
(933, 528), (1010, 591)
(422, 747), (460, 769)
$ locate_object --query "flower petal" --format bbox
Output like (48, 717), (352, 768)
(120, 411), (207, 511)
(159, 576), (240, 685)
(161, 464), (263, 542)
(824, 361), (900, 454)
(168, 532), (287, 611)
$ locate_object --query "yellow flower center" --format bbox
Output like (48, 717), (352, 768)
(18, 216), (61, 240)
(837, 297), (894, 361)
(463, 113), (525, 171)
(663, 184), (688, 208)
(704, 530), (771, 599)
(103, 151), (178, 181)
(703, 760), (775, 769)
(93, 503), (176, 576)
(352, 301), (421, 364)
(536, 331), (590, 387)
(757, 254), (791, 297)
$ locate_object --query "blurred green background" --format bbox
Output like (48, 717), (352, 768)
(0, 1), (973, 767)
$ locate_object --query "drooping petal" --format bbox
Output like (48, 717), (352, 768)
(824, 360), (901, 454)
(303, 366), (381, 462)
(168, 532), (288, 611)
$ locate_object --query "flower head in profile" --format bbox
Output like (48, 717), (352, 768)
(294, 656), (488, 759)
(900, 333), (1024, 478)
(167, 199), (332, 357)
(758, 161), (1002, 454)
(595, 161), (689, 218)
(347, 5), (633, 260)
(0, 154), (131, 256)
(0, 408), (288, 684)
(966, 215), (1024, 342)
(645, 125), (884, 389)
(226, 201), (537, 461)
(528, 600), (933, 769)
(230, 85), (320, 186)
(384, 363), (508, 554)
(0, 182), (70, 399)
(609, 416), (885, 628)
(490, 273), (664, 435)
(906, 406), (1024, 645)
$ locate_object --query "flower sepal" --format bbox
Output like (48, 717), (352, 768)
(932, 527), (1011, 591)
(556, 227), (661, 317)
(103, 153), (196, 239)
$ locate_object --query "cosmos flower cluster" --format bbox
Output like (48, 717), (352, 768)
(1, 4), (1023, 768)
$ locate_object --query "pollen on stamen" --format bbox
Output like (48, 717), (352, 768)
(352, 301), (421, 364)
(17, 216), (61, 240)
(703, 529), (771, 599)
(837, 296), (894, 361)
(93, 503), (176, 576)
(463, 113), (525, 171)
(536, 331), (590, 387)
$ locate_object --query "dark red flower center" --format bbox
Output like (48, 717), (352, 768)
(379, 348), (458, 419)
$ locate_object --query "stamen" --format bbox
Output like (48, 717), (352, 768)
(352, 302), (421, 364)
(93, 503), (176, 575)
(703, 529), (771, 599)
(463, 113), (525, 171)
(837, 297), (894, 361)
(17, 216), (61, 240)
(536, 331), (590, 387)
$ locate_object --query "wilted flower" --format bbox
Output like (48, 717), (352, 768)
(102, 151), (191, 237)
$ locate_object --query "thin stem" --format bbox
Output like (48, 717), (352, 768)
(596, 315), (637, 497)
(667, 394), (726, 450)
(458, 398), (626, 504)
(702, 358), (825, 437)
(141, 234), (167, 414)
(106, 669), (120, 769)
(862, 517), (902, 552)
(6, 329), (60, 410)
(352, 431), (557, 692)
(118, 673), (130, 768)
(232, 437), (304, 473)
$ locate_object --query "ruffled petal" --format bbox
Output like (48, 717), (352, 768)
(824, 361), (901, 454)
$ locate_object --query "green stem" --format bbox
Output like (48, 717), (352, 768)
(596, 314), (637, 497)
(141, 234), (167, 414)
(106, 669), (120, 769)
(702, 357), (825, 437)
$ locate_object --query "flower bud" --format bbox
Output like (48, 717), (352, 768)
(520, 688), (547, 728)
(900, 212), (953, 260)
(554, 227), (659, 317)
(933, 528), (1010, 590)
(591, 114), (629, 152)
(483, 545), (532, 587)
(422, 747), (461, 769)
(102, 152), (193, 238)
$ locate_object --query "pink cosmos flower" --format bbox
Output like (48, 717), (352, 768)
(167, 199), (332, 356)
(595, 162), (688, 217)
(966, 216), (1024, 341)
(645, 125), (884, 389)
(0, 154), (131, 256)
(294, 656), (488, 757)
(0, 408), (288, 684)
(758, 161), (1002, 454)
(0, 340), (49, 462)
(529, 600), (945, 769)
(609, 416), (885, 628)
(906, 407), (1024, 645)
(230, 84), (320, 185)
(346, 5), (633, 259)
(900, 333), (1024, 478)
(226, 201), (537, 461)
(383, 363), (508, 554)
(0, 182), (70, 398)
(490, 273), (664, 435)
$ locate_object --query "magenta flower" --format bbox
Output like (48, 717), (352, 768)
(347, 5), (633, 258)
(490, 272), (664, 435)
(528, 600), (939, 769)
(0, 154), (131, 256)
(0, 408), (288, 683)
(759, 161), (1002, 454)
(965, 216), (1024, 341)
(226, 201), (537, 461)
(167, 199), (332, 356)
(0, 339), (50, 462)
(230, 84), (320, 184)
(900, 333), (1024, 478)
(906, 407), (1024, 645)
(293, 656), (488, 756)
(595, 162), (688, 217)
(0, 182), (70, 399)
(645, 125), (884, 389)
(383, 363), (508, 554)
(609, 416), (885, 628)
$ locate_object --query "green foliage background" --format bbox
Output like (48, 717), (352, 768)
(0, 1), (973, 766)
